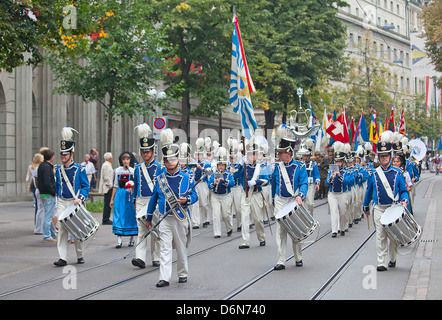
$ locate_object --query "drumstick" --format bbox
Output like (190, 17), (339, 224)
(367, 215), (370, 230)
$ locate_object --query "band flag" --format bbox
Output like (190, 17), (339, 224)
(229, 14), (257, 140)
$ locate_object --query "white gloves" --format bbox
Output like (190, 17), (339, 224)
(248, 180), (257, 187)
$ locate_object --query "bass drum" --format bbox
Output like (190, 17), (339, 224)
(275, 201), (319, 242)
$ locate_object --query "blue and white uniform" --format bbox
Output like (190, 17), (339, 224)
(272, 159), (308, 266)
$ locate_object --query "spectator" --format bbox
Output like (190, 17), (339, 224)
(81, 154), (96, 185)
(37, 148), (57, 243)
(89, 148), (99, 189)
(30, 153), (44, 234)
(99, 152), (114, 225)
(433, 154), (440, 175)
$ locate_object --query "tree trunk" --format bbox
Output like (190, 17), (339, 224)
(106, 90), (114, 153)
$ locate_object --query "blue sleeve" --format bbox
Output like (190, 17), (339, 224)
(396, 172), (409, 204)
(325, 170), (332, 186)
(187, 178), (198, 206)
(271, 166), (278, 198)
(78, 168), (90, 202)
(313, 164), (320, 185)
(146, 183), (159, 221)
(362, 174), (374, 210)
(298, 165), (309, 200)
(133, 166), (140, 197)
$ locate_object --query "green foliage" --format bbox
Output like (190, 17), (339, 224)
(0, 0), (68, 72)
(44, 0), (171, 150)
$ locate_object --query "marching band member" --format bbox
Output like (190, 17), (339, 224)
(354, 146), (368, 223)
(272, 128), (308, 270)
(256, 136), (274, 223)
(325, 142), (354, 237)
(363, 131), (409, 271)
(191, 138), (212, 229)
(296, 140), (320, 215)
(53, 127), (90, 267)
(234, 137), (269, 249)
(208, 146), (235, 238)
(132, 123), (162, 269)
(145, 129), (198, 287)
(110, 152), (138, 248)
(344, 146), (356, 230)
(227, 137), (242, 231)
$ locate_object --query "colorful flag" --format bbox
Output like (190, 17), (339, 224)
(229, 14), (257, 140)
(387, 107), (395, 132)
(326, 112), (349, 143)
(369, 112), (379, 145)
(398, 109), (406, 135)
(348, 117), (355, 144)
(439, 136), (442, 150)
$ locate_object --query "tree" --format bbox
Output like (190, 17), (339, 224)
(248, 0), (349, 134)
(0, 0), (69, 72)
(422, 0), (442, 88)
(151, 1), (237, 139)
(44, 0), (170, 151)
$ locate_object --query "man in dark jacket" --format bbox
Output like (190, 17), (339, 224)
(37, 149), (57, 243)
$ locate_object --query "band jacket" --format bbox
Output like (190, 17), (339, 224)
(325, 167), (354, 193)
(208, 171), (235, 195)
(406, 159), (420, 182)
(271, 159), (308, 201)
(354, 163), (368, 186)
(362, 164), (409, 212)
(304, 160), (321, 185)
(133, 159), (163, 198)
(233, 162), (269, 193)
(145, 169), (198, 221)
(194, 159), (211, 182)
(55, 163), (90, 202)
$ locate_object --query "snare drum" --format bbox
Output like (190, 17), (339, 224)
(380, 204), (422, 247)
(275, 201), (319, 242)
(58, 204), (100, 242)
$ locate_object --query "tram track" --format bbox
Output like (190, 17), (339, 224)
(2, 175), (430, 300)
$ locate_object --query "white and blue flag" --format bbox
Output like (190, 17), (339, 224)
(229, 14), (257, 140)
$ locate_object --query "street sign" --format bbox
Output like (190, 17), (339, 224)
(153, 116), (167, 140)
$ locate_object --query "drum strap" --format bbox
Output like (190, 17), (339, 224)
(375, 167), (398, 202)
(279, 162), (295, 197)
(140, 162), (154, 192)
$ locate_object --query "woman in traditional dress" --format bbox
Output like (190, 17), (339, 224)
(110, 152), (138, 248)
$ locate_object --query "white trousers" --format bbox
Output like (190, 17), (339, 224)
(56, 198), (83, 261)
(135, 197), (160, 263)
(230, 186), (242, 227)
(240, 191), (265, 246)
(274, 195), (302, 264)
(211, 193), (233, 236)
(261, 184), (274, 219)
(373, 204), (398, 267)
(305, 184), (316, 215)
(191, 182), (210, 227)
(158, 215), (189, 282)
(328, 192), (347, 233)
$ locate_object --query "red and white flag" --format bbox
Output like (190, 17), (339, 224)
(326, 113), (349, 143)
(398, 109), (406, 135)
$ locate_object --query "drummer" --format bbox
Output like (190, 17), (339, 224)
(271, 127), (308, 270)
(54, 127), (90, 267)
(132, 123), (163, 269)
(363, 131), (409, 271)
